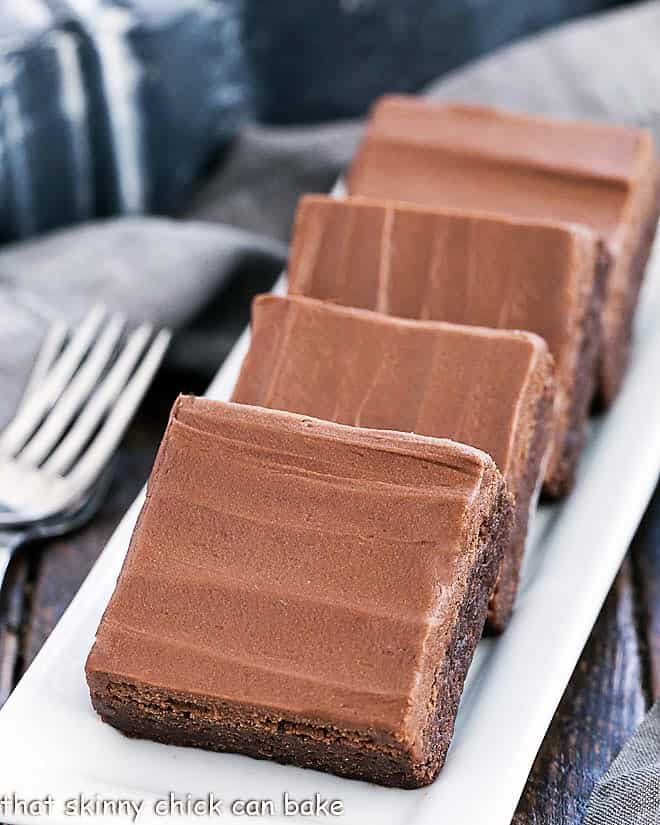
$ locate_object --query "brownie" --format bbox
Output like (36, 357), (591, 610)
(288, 194), (602, 497)
(233, 295), (553, 632)
(86, 396), (513, 788)
(347, 96), (660, 406)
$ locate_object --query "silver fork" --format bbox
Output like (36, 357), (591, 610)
(0, 471), (113, 614)
(0, 305), (170, 533)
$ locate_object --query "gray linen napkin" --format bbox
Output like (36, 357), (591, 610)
(0, 218), (286, 428)
(0, 4), (659, 817)
(182, 119), (363, 242)
(424, 0), (660, 136)
(584, 700), (660, 824)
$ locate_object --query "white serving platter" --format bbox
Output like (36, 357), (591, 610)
(0, 231), (659, 825)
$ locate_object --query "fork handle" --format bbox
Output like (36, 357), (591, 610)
(0, 532), (23, 606)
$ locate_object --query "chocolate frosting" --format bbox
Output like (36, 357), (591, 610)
(87, 397), (504, 743)
(287, 195), (580, 487)
(347, 96), (659, 402)
(234, 294), (550, 485)
(348, 97), (653, 245)
(233, 296), (553, 631)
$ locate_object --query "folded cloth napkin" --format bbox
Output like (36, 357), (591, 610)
(0, 0), (659, 816)
(0, 218), (286, 428)
(584, 700), (660, 824)
(182, 119), (363, 242)
(0, 0), (248, 242)
(424, 0), (660, 135)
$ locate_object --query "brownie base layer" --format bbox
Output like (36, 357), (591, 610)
(88, 480), (512, 790)
(485, 372), (554, 634)
(543, 242), (610, 499)
(596, 175), (660, 409)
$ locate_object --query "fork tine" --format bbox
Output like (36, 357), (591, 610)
(44, 326), (169, 478)
(43, 324), (153, 476)
(20, 320), (68, 404)
(63, 330), (171, 495)
(0, 305), (107, 456)
(19, 313), (125, 466)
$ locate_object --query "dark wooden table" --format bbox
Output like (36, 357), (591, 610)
(0, 363), (658, 824)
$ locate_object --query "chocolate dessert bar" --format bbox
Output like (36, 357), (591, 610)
(233, 295), (554, 632)
(86, 396), (513, 788)
(288, 194), (602, 497)
(347, 96), (660, 405)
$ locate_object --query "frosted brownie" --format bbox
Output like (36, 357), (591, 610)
(233, 295), (554, 631)
(86, 396), (513, 788)
(347, 96), (660, 405)
(288, 194), (603, 497)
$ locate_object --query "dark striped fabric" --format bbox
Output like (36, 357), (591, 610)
(0, 0), (247, 243)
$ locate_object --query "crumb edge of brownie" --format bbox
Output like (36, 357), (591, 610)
(485, 352), (555, 633)
(595, 163), (660, 408)
(543, 239), (610, 498)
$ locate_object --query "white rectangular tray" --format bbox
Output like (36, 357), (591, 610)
(0, 235), (659, 825)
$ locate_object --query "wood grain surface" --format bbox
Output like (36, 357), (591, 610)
(512, 560), (647, 824)
(0, 362), (658, 824)
(630, 490), (660, 701)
